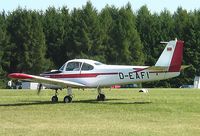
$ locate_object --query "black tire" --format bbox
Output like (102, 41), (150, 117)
(63, 95), (72, 103)
(51, 95), (58, 103)
(97, 95), (101, 101)
(97, 94), (105, 101)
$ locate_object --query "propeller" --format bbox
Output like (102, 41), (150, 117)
(37, 83), (42, 95)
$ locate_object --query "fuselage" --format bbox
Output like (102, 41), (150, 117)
(40, 59), (180, 88)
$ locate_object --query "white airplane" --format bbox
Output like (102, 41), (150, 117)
(8, 39), (185, 103)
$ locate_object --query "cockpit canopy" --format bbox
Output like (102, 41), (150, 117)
(59, 59), (104, 72)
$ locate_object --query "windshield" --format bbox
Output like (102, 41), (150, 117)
(65, 62), (82, 71)
(59, 64), (65, 71)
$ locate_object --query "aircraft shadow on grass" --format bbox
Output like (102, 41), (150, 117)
(74, 99), (152, 105)
(0, 99), (152, 107)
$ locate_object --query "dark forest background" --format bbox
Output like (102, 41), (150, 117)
(0, 2), (199, 88)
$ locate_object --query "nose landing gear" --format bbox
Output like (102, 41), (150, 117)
(51, 88), (73, 103)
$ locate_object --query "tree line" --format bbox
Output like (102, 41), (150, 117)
(0, 2), (199, 88)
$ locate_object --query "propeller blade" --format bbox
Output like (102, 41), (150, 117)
(37, 83), (42, 95)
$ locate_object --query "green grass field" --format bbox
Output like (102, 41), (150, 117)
(0, 88), (200, 136)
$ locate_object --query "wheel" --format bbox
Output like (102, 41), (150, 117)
(97, 93), (105, 101)
(51, 95), (58, 103)
(97, 95), (101, 101)
(63, 95), (72, 103)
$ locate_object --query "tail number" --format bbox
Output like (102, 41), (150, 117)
(119, 72), (149, 80)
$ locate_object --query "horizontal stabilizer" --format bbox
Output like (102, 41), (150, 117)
(148, 66), (168, 72)
(180, 65), (191, 70)
(148, 65), (190, 72)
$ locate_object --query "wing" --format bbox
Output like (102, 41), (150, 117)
(8, 73), (85, 88)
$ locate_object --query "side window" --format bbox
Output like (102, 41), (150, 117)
(81, 63), (94, 71)
(65, 62), (82, 71)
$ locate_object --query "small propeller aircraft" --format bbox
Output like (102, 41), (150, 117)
(8, 39), (185, 103)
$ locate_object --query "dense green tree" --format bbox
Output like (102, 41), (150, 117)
(68, 2), (105, 62)
(168, 8), (195, 87)
(136, 6), (154, 65)
(187, 10), (200, 76)
(60, 7), (73, 64)
(115, 4), (144, 65)
(43, 7), (71, 68)
(99, 6), (118, 64)
(0, 11), (9, 88)
(0, 13), (6, 73)
(100, 4), (144, 65)
(136, 6), (169, 66)
(159, 9), (175, 40)
(2, 8), (50, 74)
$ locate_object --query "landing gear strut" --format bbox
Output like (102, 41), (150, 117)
(51, 90), (58, 103)
(63, 87), (73, 103)
(97, 88), (105, 101)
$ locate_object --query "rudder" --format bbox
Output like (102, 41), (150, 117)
(155, 39), (184, 72)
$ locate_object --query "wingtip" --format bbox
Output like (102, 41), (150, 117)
(8, 73), (33, 79)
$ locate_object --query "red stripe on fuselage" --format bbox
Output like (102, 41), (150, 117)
(42, 72), (118, 78)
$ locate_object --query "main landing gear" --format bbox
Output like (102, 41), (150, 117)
(97, 88), (105, 101)
(51, 90), (58, 103)
(51, 87), (73, 103)
(63, 87), (73, 103)
(51, 87), (106, 103)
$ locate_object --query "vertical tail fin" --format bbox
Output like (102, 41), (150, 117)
(155, 39), (184, 72)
